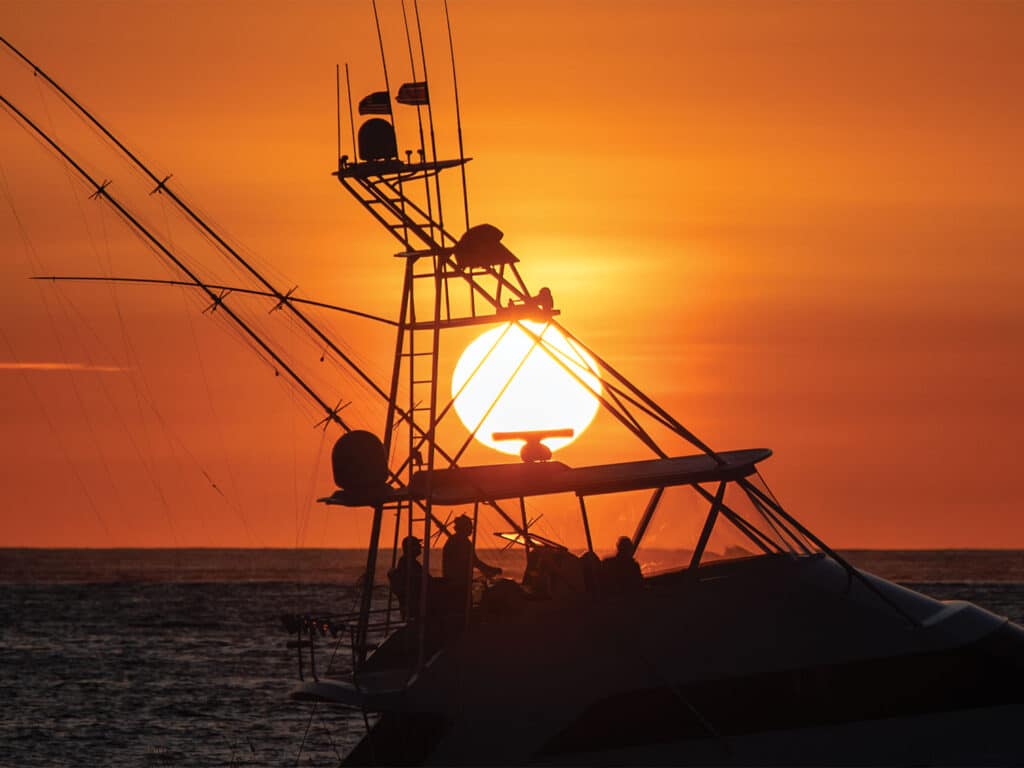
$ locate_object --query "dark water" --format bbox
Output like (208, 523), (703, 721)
(1, 549), (1022, 766)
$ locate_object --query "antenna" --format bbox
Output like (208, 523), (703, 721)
(400, 0), (418, 81)
(401, 0), (433, 221)
(345, 63), (357, 163)
(335, 64), (342, 166)
(371, 0), (394, 126)
(412, 0), (445, 236)
(444, 0), (470, 231)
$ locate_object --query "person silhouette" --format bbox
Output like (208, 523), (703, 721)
(442, 515), (502, 614)
(388, 535), (425, 619)
(601, 535), (643, 594)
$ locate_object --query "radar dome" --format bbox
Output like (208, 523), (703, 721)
(331, 430), (387, 491)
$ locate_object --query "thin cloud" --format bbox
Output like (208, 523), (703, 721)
(0, 362), (127, 373)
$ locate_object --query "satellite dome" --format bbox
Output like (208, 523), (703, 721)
(331, 430), (387, 491)
(358, 119), (398, 162)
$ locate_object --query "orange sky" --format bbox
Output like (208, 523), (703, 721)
(1, 0), (1022, 549)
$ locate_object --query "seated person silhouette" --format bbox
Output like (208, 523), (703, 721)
(442, 515), (502, 615)
(388, 535), (426, 620)
(601, 536), (643, 594)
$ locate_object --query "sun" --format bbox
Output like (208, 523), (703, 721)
(451, 321), (602, 456)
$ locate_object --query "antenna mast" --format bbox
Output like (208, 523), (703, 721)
(444, 0), (471, 231)
(371, 0), (394, 123)
(412, 0), (446, 238)
(344, 63), (357, 163)
(335, 64), (342, 165)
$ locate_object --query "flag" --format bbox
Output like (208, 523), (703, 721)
(396, 81), (429, 106)
(358, 91), (392, 115)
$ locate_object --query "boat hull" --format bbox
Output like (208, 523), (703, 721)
(303, 555), (1024, 765)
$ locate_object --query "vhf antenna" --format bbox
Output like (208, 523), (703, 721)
(412, 0), (446, 239)
(335, 64), (342, 166)
(371, 0), (395, 132)
(345, 63), (357, 163)
(400, 0), (428, 159)
(400, 0), (433, 223)
(444, 0), (470, 231)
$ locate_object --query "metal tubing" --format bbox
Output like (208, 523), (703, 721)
(0, 94), (350, 431)
(578, 495), (594, 553)
(631, 487), (665, 550)
(738, 478), (919, 628)
(690, 482), (727, 570)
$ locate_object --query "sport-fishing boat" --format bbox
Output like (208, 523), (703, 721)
(287, 19), (1024, 766)
(4, 10), (1023, 765)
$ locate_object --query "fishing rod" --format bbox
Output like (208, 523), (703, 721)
(30, 276), (399, 327)
(0, 93), (352, 432)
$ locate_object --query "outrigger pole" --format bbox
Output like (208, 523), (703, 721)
(29, 276), (400, 327)
(0, 35), (485, 484)
(2, 88), (517, 557)
(0, 36), (383, 405)
(3, 51), (536, 536)
(0, 93), (351, 432)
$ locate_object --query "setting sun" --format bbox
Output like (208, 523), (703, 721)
(451, 321), (602, 456)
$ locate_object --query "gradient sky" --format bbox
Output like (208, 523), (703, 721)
(1, 0), (1022, 549)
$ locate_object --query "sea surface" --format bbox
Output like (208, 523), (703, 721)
(1, 548), (1023, 766)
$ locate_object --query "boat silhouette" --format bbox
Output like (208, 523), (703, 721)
(3, 10), (1024, 765)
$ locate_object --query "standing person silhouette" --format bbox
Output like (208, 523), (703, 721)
(388, 535), (426, 620)
(601, 535), (643, 593)
(442, 514), (502, 616)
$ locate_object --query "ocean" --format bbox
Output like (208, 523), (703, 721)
(1, 548), (1023, 766)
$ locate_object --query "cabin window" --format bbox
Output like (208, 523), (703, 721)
(633, 478), (816, 577)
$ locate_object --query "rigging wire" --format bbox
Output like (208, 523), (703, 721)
(53, 288), (181, 544)
(289, 384), (302, 549)
(73, 241), (288, 550)
(0, 328), (112, 540)
(1, 147), (210, 547)
(5, 39), (372, 405)
(150, 194), (222, 539)
(17, 82), (152, 540)
(12, 217), (133, 536)
(95, 194), (190, 544)
(31, 76), (108, 269)
(317, 707), (345, 764)
(294, 701), (318, 768)
(166, 237), (250, 544)
(25, 148), (261, 544)
(443, 0), (471, 232)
